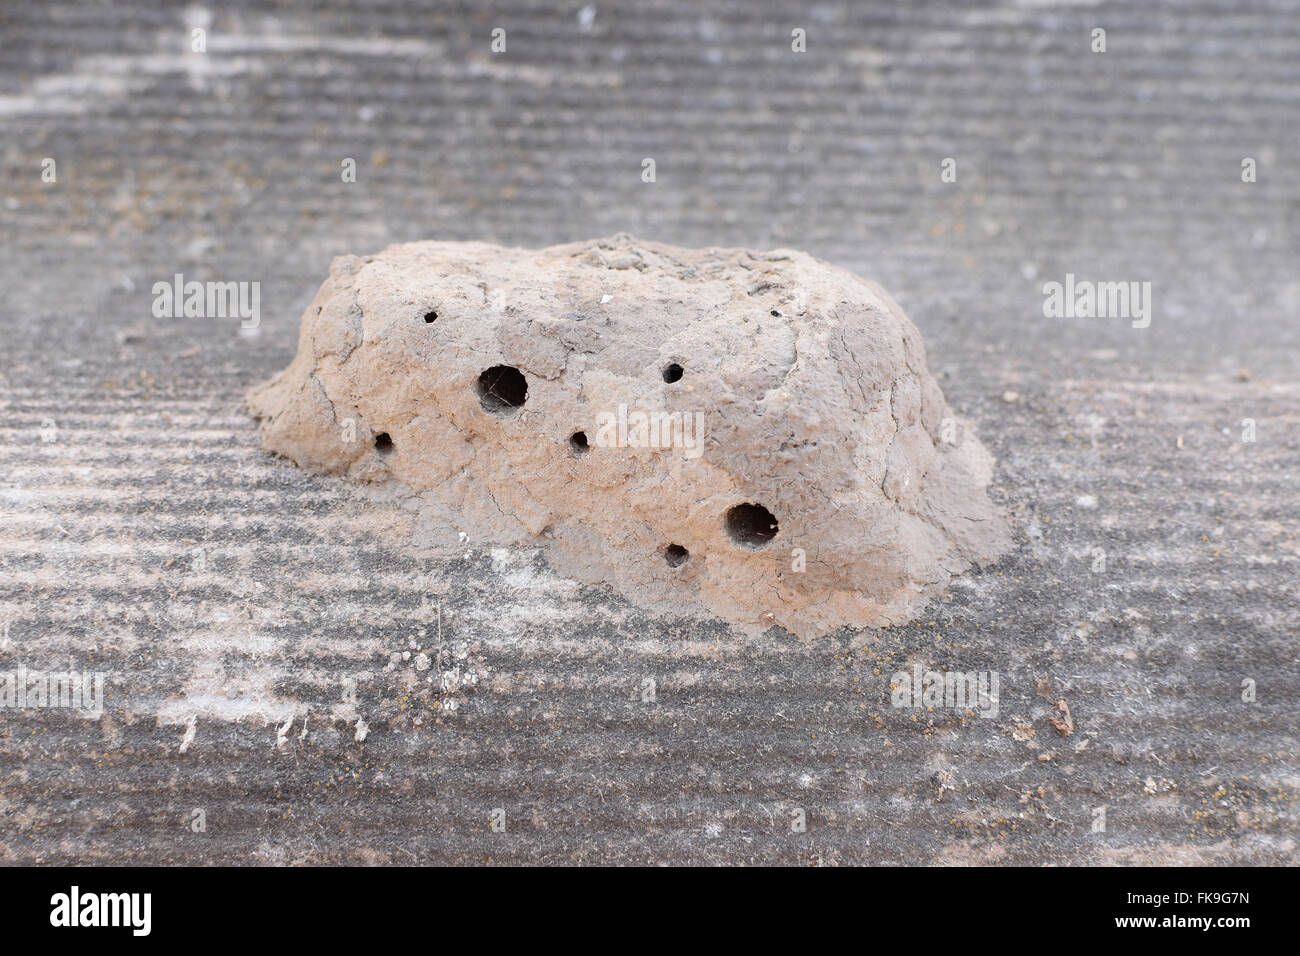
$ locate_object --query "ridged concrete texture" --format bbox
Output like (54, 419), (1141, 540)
(0, 1), (1296, 864)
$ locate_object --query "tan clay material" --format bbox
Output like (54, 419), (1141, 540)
(248, 235), (1011, 636)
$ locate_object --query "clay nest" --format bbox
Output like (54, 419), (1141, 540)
(248, 235), (1011, 637)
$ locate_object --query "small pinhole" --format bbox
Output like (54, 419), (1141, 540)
(569, 431), (590, 455)
(664, 544), (689, 567)
(374, 432), (394, 455)
(423, 310), (438, 323)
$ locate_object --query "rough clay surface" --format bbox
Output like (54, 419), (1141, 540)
(248, 235), (1011, 637)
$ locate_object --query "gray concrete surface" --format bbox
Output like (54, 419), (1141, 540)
(0, 0), (1296, 864)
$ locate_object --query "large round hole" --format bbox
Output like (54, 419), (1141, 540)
(662, 362), (683, 383)
(476, 365), (528, 416)
(423, 309), (438, 323)
(664, 544), (689, 567)
(725, 503), (778, 549)
(374, 432), (394, 455)
(569, 430), (589, 455)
